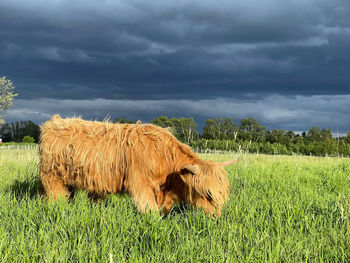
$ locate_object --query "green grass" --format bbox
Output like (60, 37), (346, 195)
(0, 148), (349, 262)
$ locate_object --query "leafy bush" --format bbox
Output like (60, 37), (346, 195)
(22, 135), (35, 143)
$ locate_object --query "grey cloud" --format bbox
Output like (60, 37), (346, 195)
(6, 94), (350, 132)
(0, 0), (349, 132)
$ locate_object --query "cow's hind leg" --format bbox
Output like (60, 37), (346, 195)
(39, 172), (70, 201)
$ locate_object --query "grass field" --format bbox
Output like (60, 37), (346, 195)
(0, 148), (349, 262)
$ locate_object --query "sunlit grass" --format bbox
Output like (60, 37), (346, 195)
(0, 148), (349, 262)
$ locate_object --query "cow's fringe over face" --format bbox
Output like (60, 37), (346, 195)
(39, 115), (236, 217)
(179, 161), (230, 216)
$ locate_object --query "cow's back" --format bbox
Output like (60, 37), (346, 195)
(39, 115), (197, 196)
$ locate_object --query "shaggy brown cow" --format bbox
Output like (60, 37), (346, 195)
(39, 115), (237, 216)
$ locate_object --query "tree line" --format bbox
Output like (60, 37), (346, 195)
(0, 121), (40, 143)
(115, 116), (350, 157)
(1, 116), (349, 156)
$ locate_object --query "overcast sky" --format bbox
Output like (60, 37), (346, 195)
(1, 0), (349, 133)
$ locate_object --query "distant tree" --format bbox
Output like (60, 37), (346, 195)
(0, 76), (18, 124)
(151, 116), (199, 143)
(22, 135), (35, 143)
(203, 119), (217, 139)
(223, 118), (239, 140)
(172, 117), (198, 144)
(113, 118), (137, 124)
(203, 118), (226, 140)
(212, 118), (224, 139)
(320, 128), (332, 141)
(306, 126), (321, 143)
(268, 129), (286, 144)
(286, 131), (296, 142)
(151, 116), (179, 139)
(150, 116), (173, 128)
(346, 132), (350, 144)
(239, 117), (266, 142)
(294, 135), (304, 144)
(203, 118), (239, 140)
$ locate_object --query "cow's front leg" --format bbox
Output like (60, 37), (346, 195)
(127, 169), (161, 213)
(129, 184), (159, 213)
(128, 181), (158, 213)
(39, 172), (70, 201)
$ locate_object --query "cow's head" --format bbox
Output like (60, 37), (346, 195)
(180, 160), (237, 217)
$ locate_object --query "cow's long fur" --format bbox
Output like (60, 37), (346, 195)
(39, 115), (231, 216)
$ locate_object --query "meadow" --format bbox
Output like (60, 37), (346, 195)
(0, 147), (349, 262)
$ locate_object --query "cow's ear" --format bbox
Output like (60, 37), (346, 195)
(183, 164), (200, 175)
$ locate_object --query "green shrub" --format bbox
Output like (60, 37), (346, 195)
(22, 135), (35, 143)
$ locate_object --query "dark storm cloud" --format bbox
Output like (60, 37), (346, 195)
(7, 95), (350, 132)
(0, 0), (350, 131)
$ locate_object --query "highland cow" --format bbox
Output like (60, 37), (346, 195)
(39, 115), (237, 216)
